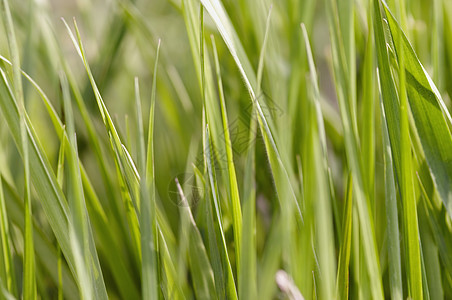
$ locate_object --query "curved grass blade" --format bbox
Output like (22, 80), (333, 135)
(0, 174), (16, 297)
(383, 2), (452, 220)
(61, 72), (95, 300)
(205, 126), (238, 300)
(141, 39), (161, 300)
(336, 174), (353, 299)
(301, 23), (336, 299)
(175, 177), (216, 299)
(381, 101), (403, 300)
(211, 35), (242, 280)
(0, 0), (36, 297)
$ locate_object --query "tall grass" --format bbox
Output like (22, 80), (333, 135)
(0, 0), (451, 299)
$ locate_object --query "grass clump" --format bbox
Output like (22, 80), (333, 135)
(0, 0), (452, 299)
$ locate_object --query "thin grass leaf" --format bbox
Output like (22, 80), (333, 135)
(302, 23), (336, 299)
(211, 35), (242, 280)
(61, 71), (105, 300)
(236, 6), (273, 299)
(0, 0), (36, 298)
(0, 174), (16, 297)
(205, 126), (238, 300)
(336, 174), (353, 299)
(383, 2), (452, 220)
(381, 101), (403, 300)
(175, 177), (217, 299)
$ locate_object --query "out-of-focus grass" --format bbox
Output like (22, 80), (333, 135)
(0, 0), (451, 299)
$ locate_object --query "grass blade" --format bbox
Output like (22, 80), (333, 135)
(0, 174), (16, 297)
(302, 23), (336, 299)
(381, 100), (403, 300)
(383, 2), (452, 220)
(0, 0), (36, 298)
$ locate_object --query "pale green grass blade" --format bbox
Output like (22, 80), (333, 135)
(182, 0), (226, 173)
(211, 35), (242, 280)
(257, 215), (284, 300)
(417, 185), (444, 300)
(140, 39), (161, 299)
(336, 174), (353, 299)
(360, 16), (376, 201)
(0, 0), (36, 298)
(158, 227), (185, 300)
(383, 3), (452, 219)
(61, 71), (106, 300)
(389, 1), (423, 298)
(205, 126), (238, 300)
(374, 2), (423, 298)
(381, 101), (403, 300)
(0, 175), (16, 297)
(175, 177), (216, 299)
(302, 23), (336, 299)
(235, 5), (274, 297)
(145, 38), (161, 299)
(56, 128), (66, 300)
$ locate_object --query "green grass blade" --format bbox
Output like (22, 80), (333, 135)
(205, 126), (238, 300)
(381, 101), (403, 300)
(211, 35), (242, 279)
(383, 2), (452, 220)
(175, 177), (216, 299)
(336, 174), (353, 299)
(302, 23), (336, 299)
(0, 175), (16, 297)
(61, 71), (107, 300)
(0, 0), (36, 298)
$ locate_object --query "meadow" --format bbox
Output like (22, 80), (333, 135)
(0, 0), (452, 299)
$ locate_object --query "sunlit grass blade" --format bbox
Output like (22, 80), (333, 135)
(0, 174), (16, 297)
(0, 0), (36, 298)
(175, 177), (216, 299)
(336, 174), (353, 299)
(61, 71), (108, 300)
(235, 5), (274, 298)
(383, 2), (452, 219)
(211, 35), (242, 280)
(381, 101), (403, 300)
(302, 23), (336, 299)
(141, 39), (161, 300)
(205, 126), (238, 300)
